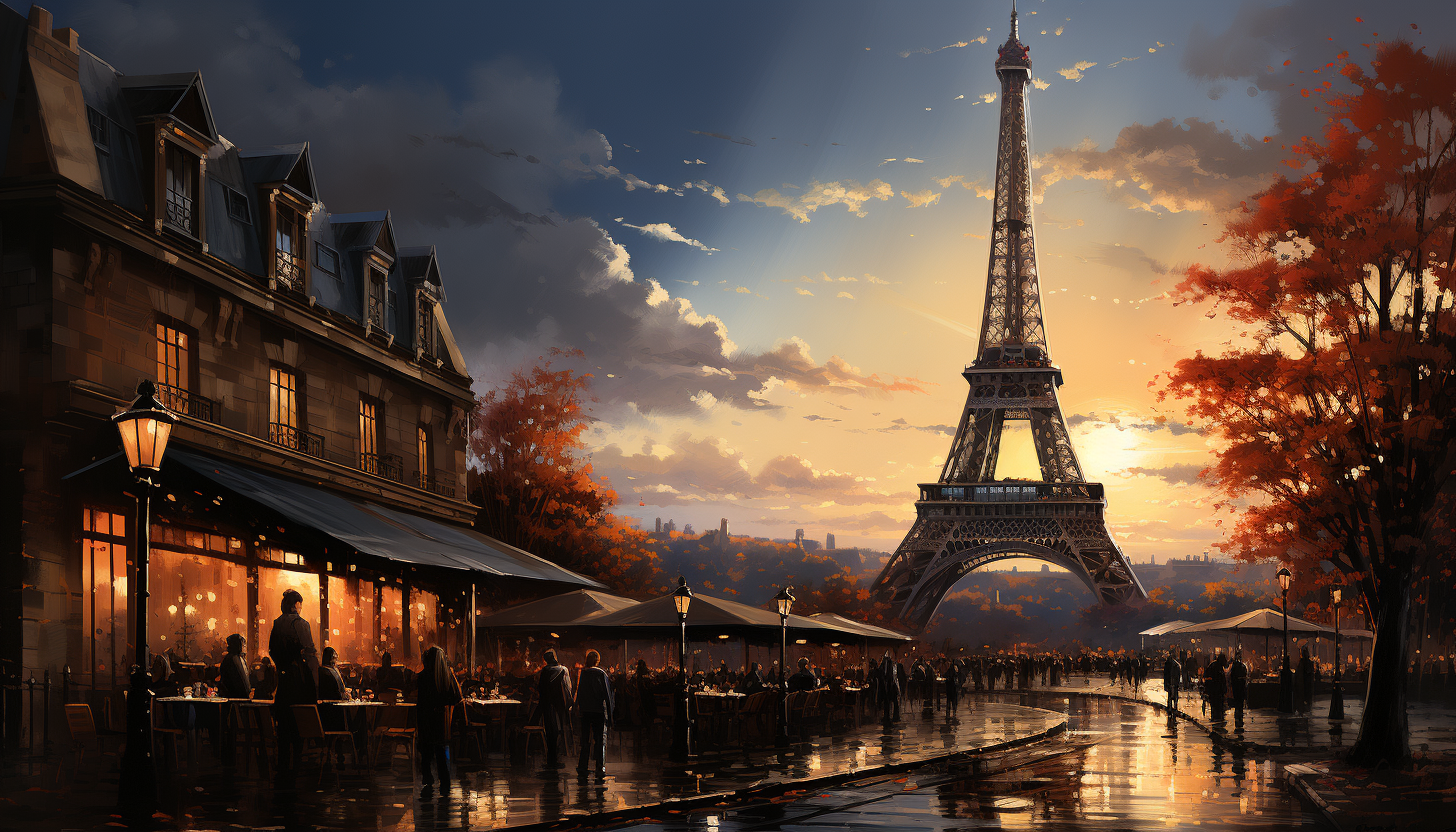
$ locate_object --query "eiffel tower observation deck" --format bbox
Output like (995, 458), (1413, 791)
(872, 4), (1146, 632)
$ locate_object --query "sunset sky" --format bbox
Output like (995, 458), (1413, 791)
(38, 0), (1456, 565)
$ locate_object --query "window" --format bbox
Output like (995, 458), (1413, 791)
(359, 397), (382, 473)
(379, 584), (403, 661)
(81, 508), (128, 691)
(149, 543), (249, 666)
(267, 366), (305, 452)
(274, 205), (303, 290)
(87, 107), (109, 153)
(164, 144), (197, 236)
(416, 425), (432, 485)
(416, 296), (435, 358)
(256, 567), (321, 663)
(367, 270), (386, 329)
(225, 187), (251, 225)
(326, 576), (375, 665)
(155, 323), (190, 401)
(315, 244), (338, 276)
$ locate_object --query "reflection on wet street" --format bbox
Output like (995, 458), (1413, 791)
(606, 694), (1327, 831)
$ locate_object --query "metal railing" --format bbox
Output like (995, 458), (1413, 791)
(360, 451), (404, 483)
(268, 422), (324, 458)
(920, 482), (1104, 502)
(415, 471), (456, 498)
(274, 249), (302, 291)
(164, 191), (193, 234)
(155, 383), (217, 423)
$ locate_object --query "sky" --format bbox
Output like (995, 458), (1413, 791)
(32, 0), (1456, 569)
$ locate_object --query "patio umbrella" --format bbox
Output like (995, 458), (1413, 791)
(476, 589), (638, 630)
(807, 612), (913, 642)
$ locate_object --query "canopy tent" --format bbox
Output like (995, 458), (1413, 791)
(584, 589), (860, 640)
(1138, 620), (1195, 637)
(1175, 607), (1338, 636)
(476, 589), (638, 630)
(807, 612), (913, 642)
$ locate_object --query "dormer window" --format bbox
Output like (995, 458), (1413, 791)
(163, 143), (199, 237)
(416, 295), (435, 358)
(272, 201), (306, 292)
(367, 268), (386, 330)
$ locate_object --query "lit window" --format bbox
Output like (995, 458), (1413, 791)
(359, 397), (381, 472)
(155, 324), (189, 402)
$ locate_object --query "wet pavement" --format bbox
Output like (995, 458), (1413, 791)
(601, 692), (1330, 832)
(0, 701), (1064, 831)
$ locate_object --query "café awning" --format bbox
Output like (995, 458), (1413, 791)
(584, 589), (854, 639)
(1139, 620), (1195, 637)
(476, 589), (638, 630)
(807, 612), (913, 642)
(1174, 607), (1334, 636)
(168, 448), (602, 588)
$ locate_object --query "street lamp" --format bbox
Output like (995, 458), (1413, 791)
(1329, 587), (1345, 721)
(773, 585), (795, 744)
(670, 576), (693, 762)
(1276, 566), (1294, 713)
(112, 380), (175, 818)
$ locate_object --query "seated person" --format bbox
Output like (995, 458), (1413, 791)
(787, 657), (819, 693)
(739, 662), (766, 694)
(219, 634), (252, 699)
(319, 647), (348, 700)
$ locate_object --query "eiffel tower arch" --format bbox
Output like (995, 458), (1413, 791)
(871, 6), (1145, 633)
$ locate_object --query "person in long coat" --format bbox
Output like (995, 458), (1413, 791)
(1163, 650), (1181, 711)
(537, 650), (573, 768)
(1229, 651), (1249, 723)
(1205, 654), (1228, 722)
(416, 646), (463, 789)
(269, 588), (319, 771)
(574, 650), (614, 776)
(878, 652), (900, 722)
(1297, 646), (1315, 711)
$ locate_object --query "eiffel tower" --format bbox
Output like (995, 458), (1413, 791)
(871, 5), (1145, 632)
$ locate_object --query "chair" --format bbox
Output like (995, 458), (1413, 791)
(151, 699), (190, 767)
(371, 704), (416, 774)
(63, 703), (110, 777)
(234, 704), (273, 776)
(293, 705), (356, 770)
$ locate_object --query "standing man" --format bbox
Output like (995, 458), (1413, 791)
(878, 652), (900, 723)
(1297, 646), (1315, 712)
(269, 588), (319, 772)
(575, 650), (614, 777)
(537, 650), (573, 768)
(1163, 649), (1181, 712)
(1229, 651), (1249, 724)
(1205, 654), (1228, 723)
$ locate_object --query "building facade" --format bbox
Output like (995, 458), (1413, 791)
(0, 5), (594, 738)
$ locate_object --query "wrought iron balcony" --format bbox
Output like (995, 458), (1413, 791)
(415, 471), (456, 498)
(274, 250), (302, 292)
(164, 191), (193, 234)
(360, 452), (404, 483)
(155, 383), (217, 424)
(268, 422), (324, 459)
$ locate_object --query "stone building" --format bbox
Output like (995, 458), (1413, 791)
(0, 5), (596, 738)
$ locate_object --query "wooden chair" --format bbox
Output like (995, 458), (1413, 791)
(293, 705), (356, 770)
(151, 699), (190, 767)
(63, 703), (110, 777)
(371, 704), (416, 774)
(233, 704), (273, 776)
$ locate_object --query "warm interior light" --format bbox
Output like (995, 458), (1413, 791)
(113, 380), (176, 472)
(1331, 588), (1341, 604)
(774, 585), (795, 617)
(1276, 567), (1292, 592)
(672, 576), (693, 616)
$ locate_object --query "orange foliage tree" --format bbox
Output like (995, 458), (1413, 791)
(468, 351), (663, 596)
(1162, 42), (1456, 766)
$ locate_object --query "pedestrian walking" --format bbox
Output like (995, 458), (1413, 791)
(1163, 650), (1181, 712)
(537, 649), (573, 768)
(1297, 646), (1315, 711)
(574, 650), (614, 776)
(1230, 651), (1248, 723)
(268, 588), (318, 772)
(1206, 654), (1227, 723)
(416, 646), (462, 790)
(878, 652), (900, 722)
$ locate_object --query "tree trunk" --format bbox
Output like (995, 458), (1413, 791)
(1348, 583), (1411, 767)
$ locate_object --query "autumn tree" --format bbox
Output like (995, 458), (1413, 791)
(1163, 42), (1456, 766)
(468, 351), (663, 596)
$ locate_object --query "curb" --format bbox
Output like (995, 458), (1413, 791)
(496, 707), (1069, 832)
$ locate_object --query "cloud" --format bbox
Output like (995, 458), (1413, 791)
(796, 288), (814, 296)
(618, 220), (719, 253)
(1035, 118), (1284, 214)
(686, 179), (730, 205)
(935, 175), (994, 200)
(900, 189), (942, 208)
(837, 291), (854, 300)
(1115, 464), (1207, 485)
(737, 179), (894, 223)
(899, 36), (986, 58)
(1065, 410), (1204, 437)
(1057, 60), (1098, 81)
(596, 434), (901, 507)
(690, 129), (756, 147)
(1031, 78), (1051, 90)
(871, 418), (955, 436)
(1085, 243), (1169, 275)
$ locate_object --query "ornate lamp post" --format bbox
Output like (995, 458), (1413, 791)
(1276, 566), (1294, 713)
(1329, 587), (1345, 721)
(669, 577), (693, 762)
(112, 381), (175, 818)
(773, 586), (794, 744)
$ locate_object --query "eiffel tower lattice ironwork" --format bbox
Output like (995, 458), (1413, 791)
(871, 5), (1145, 632)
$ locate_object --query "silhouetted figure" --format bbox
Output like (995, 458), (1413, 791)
(575, 650), (614, 776)
(416, 646), (462, 790)
(537, 650), (573, 768)
(219, 634), (251, 699)
(740, 662), (765, 694)
(1229, 651), (1249, 724)
(1163, 651), (1181, 711)
(1297, 646), (1314, 711)
(1205, 654), (1227, 722)
(318, 647), (347, 700)
(269, 588), (318, 771)
(879, 653), (901, 722)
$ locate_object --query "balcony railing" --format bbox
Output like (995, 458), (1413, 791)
(268, 422), (324, 459)
(360, 451), (404, 483)
(164, 191), (193, 234)
(415, 471), (456, 498)
(919, 482), (1104, 503)
(156, 383), (217, 424)
(274, 250), (302, 291)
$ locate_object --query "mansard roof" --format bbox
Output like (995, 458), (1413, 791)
(119, 71), (218, 141)
(239, 142), (317, 202)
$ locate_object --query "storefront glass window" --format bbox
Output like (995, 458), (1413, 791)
(81, 508), (128, 690)
(149, 547), (249, 666)
(326, 575), (374, 666)
(379, 584), (403, 662)
(414, 589), (439, 658)
(257, 566), (322, 658)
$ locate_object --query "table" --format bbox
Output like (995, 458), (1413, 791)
(154, 697), (251, 763)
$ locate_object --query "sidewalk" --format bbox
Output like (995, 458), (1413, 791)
(0, 701), (1066, 831)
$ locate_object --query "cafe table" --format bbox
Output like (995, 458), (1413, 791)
(841, 685), (867, 725)
(154, 695), (251, 762)
(462, 698), (521, 754)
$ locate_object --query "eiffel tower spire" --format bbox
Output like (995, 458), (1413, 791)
(870, 8), (1145, 631)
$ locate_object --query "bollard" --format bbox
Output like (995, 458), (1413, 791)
(25, 675), (35, 756)
(43, 670), (51, 753)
